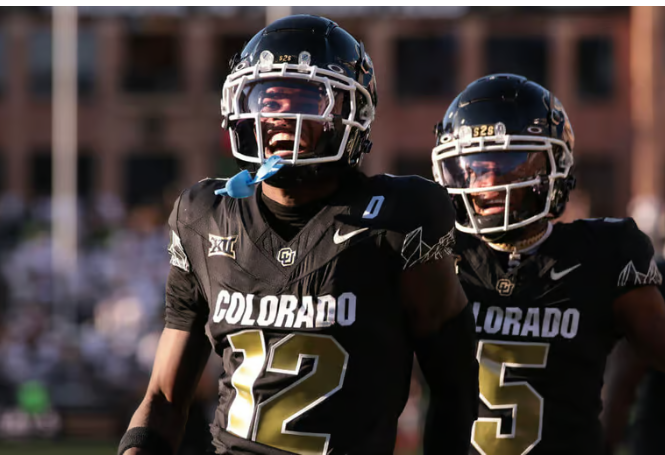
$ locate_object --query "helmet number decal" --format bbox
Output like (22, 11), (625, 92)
(473, 124), (496, 138)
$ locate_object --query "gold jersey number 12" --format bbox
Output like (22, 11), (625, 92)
(227, 330), (348, 455)
(472, 341), (550, 455)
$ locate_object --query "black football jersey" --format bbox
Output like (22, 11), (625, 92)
(165, 172), (457, 455)
(455, 218), (662, 455)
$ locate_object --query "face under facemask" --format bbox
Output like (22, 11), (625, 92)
(441, 151), (551, 232)
(228, 76), (363, 168)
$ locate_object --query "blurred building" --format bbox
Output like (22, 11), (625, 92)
(0, 6), (652, 218)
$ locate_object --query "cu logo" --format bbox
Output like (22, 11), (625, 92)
(496, 278), (515, 297)
(277, 247), (297, 267)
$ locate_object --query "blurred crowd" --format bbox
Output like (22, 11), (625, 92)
(0, 190), (182, 440)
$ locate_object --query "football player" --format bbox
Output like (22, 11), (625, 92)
(431, 73), (665, 455)
(119, 15), (478, 455)
(601, 259), (665, 455)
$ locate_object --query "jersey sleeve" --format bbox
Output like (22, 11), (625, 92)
(387, 178), (457, 270)
(165, 193), (209, 332)
(604, 218), (662, 300)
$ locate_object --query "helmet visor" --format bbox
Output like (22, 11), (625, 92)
(441, 151), (547, 189)
(239, 79), (335, 117)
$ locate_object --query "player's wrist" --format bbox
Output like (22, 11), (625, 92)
(118, 427), (173, 455)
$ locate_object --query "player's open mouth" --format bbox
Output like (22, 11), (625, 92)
(475, 198), (506, 215)
(266, 132), (309, 158)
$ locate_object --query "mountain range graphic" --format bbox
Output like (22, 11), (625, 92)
(617, 259), (662, 287)
(401, 227), (455, 269)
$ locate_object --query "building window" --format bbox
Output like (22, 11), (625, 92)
(123, 33), (181, 93)
(395, 36), (457, 99)
(77, 28), (97, 97)
(0, 32), (5, 96)
(574, 157), (615, 217)
(29, 28), (52, 97)
(30, 153), (53, 197)
(124, 155), (179, 206)
(29, 27), (97, 98)
(485, 37), (548, 87)
(576, 37), (614, 100)
(212, 35), (253, 91)
(29, 150), (95, 198)
(0, 153), (4, 192)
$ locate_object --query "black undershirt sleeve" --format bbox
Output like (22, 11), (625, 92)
(165, 195), (209, 332)
(165, 265), (209, 332)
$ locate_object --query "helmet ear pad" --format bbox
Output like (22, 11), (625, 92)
(550, 174), (576, 219)
(234, 120), (259, 165)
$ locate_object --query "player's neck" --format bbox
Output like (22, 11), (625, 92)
(261, 177), (340, 207)
(486, 221), (551, 253)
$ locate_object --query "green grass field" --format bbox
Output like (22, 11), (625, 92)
(0, 441), (116, 455)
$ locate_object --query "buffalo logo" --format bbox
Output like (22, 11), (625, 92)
(277, 247), (297, 267)
(208, 234), (238, 259)
(496, 278), (515, 297)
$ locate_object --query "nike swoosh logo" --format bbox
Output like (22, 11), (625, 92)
(550, 264), (581, 281)
(333, 227), (369, 244)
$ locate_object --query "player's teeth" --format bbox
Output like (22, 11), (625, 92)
(270, 134), (295, 145)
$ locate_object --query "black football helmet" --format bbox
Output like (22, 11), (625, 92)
(432, 74), (575, 237)
(221, 15), (377, 186)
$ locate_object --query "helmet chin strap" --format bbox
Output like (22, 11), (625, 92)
(485, 221), (553, 270)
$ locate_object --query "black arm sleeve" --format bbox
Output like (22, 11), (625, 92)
(416, 303), (479, 455)
(165, 194), (209, 332)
